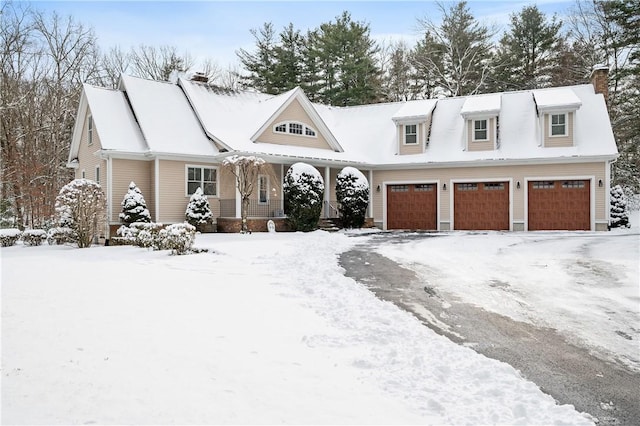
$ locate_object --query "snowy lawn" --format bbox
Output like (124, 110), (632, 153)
(376, 210), (640, 372)
(0, 231), (596, 425)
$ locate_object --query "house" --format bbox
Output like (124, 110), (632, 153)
(67, 67), (618, 238)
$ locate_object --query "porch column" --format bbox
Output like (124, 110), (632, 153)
(324, 166), (330, 218)
(154, 158), (160, 223)
(235, 166), (241, 219)
(368, 169), (374, 218)
(280, 164), (285, 213)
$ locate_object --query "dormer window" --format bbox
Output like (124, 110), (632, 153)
(550, 113), (567, 136)
(404, 124), (417, 144)
(473, 119), (488, 141)
(273, 121), (317, 138)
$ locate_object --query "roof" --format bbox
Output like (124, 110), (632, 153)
(74, 75), (618, 167)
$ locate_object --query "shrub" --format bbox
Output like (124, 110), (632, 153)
(157, 223), (196, 255)
(22, 229), (47, 246)
(0, 228), (22, 247)
(610, 184), (630, 228)
(47, 227), (74, 245)
(336, 167), (369, 228)
(185, 187), (213, 231)
(55, 179), (106, 248)
(284, 163), (324, 232)
(120, 182), (151, 225)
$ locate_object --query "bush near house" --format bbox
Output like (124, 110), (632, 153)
(47, 227), (75, 245)
(185, 187), (213, 231)
(157, 223), (197, 255)
(284, 163), (324, 232)
(55, 179), (106, 248)
(336, 167), (369, 229)
(21, 229), (47, 246)
(120, 182), (152, 225)
(610, 185), (630, 228)
(0, 228), (22, 247)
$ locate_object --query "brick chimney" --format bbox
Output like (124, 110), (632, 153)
(590, 64), (609, 105)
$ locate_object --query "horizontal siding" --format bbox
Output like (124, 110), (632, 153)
(372, 162), (607, 227)
(399, 122), (425, 155)
(76, 107), (105, 183)
(111, 159), (152, 223)
(544, 112), (574, 147)
(256, 99), (333, 150)
(467, 118), (495, 151)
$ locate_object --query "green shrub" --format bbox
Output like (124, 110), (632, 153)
(284, 163), (324, 232)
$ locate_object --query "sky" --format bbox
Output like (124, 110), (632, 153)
(31, 1), (577, 69)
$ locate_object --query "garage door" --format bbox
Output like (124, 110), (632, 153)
(387, 184), (437, 230)
(528, 180), (590, 230)
(454, 182), (509, 230)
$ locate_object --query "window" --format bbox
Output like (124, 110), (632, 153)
(550, 113), (567, 136)
(390, 185), (409, 192)
(562, 180), (585, 189)
(273, 121), (317, 137)
(95, 166), (100, 184)
(532, 181), (555, 189)
(87, 115), (93, 145)
(415, 184), (434, 191)
(458, 183), (478, 191)
(473, 119), (488, 141)
(484, 183), (504, 190)
(81, 169), (85, 179)
(187, 166), (217, 196)
(404, 124), (417, 144)
(258, 175), (268, 204)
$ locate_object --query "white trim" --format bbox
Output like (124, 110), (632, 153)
(184, 164), (219, 198)
(549, 112), (568, 138)
(381, 179), (441, 231)
(154, 158), (160, 223)
(523, 175), (595, 231)
(107, 156), (113, 224)
(368, 170), (373, 218)
(403, 123), (419, 145)
(273, 120), (318, 138)
(234, 166), (241, 219)
(449, 177), (513, 231)
(324, 166), (330, 218)
(605, 160), (612, 226)
(472, 118), (489, 142)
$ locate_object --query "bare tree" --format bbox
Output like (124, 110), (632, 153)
(130, 44), (194, 81)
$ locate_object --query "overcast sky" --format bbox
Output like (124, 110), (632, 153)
(34, 1), (576, 69)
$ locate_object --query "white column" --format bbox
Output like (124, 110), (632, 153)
(106, 156), (113, 239)
(324, 166), (330, 218)
(235, 166), (241, 219)
(368, 169), (374, 218)
(280, 164), (285, 213)
(154, 158), (160, 223)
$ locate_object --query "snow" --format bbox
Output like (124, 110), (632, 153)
(287, 161), (323, 180)
(460, 93), (501, 117)
(391, 99), (438, 121)
(533, 87), (582, 111)
(338, 166), (368, 189)
(0, 228), (21, 237)
(376, 226), (640, 372)
(1, 231), (595, 425)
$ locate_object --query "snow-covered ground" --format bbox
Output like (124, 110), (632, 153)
(1, 230), (597, 425)
(376, 210), (640, 371)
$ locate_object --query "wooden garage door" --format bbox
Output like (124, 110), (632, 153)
(454, 182), (509, 230)
(528, 180), (590, 230)
(387, 184), (437, 230)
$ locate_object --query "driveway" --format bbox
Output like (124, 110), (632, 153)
(339, 232), (640, 426)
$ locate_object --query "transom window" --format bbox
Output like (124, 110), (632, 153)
(87, 115), (93, 145)
(473, 119), (488, 141)
(273, 121), (317, 138)
(550, 113), (567, 136)
(404, 124), (417, 144)
(187, 166), (217, 196)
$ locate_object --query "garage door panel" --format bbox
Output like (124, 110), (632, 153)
(387, 184), (437, 230)
(528, 180), (590, 230)
(454, 182), (509, 230)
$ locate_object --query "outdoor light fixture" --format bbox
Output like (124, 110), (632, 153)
(517, 181), (521, 189)
(442, 183), (447, 190)
(376, 184), (381, 192)
(598, 179), (603, 187)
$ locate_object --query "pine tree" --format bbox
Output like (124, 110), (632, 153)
(119, 181), (151, 225)
(272, 23), (304, 93)
(336, 167), (369, 229)
(236, 22), (278, 93)
(185, 187), (213, 230)
(610, 184), (630, 228)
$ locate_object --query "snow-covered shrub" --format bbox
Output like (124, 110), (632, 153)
(55, 179), (106, 248)
(185, 187), (213, 231)
(127, 222), (164, 248)
(47, 227), (74, 245)
(119, 182), (151, 225)
(336, 167), (369, 228)
(284, 163), (325, 232)
(0, 228), (22, 247)
(610, 184), (630, 228)
(157, 223), (196, 255)
(21, 229), (47, 246)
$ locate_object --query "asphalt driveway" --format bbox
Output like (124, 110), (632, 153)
(339, 232), (640, 426)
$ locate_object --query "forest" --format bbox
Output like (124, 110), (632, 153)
(1, 0), (638, 228)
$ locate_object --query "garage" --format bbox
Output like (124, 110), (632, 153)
(528, 180), (590, 230)
(454, 182), (510, 230)
(386, 184), (437, 230)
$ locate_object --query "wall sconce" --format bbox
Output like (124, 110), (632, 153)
(442, 183), (447, 191)
(376, 184), (381, 192)
(517, 181), (521, 189)
(598, 179), (603, 187)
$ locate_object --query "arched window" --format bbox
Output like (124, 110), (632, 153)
(273, 121), (317, 138)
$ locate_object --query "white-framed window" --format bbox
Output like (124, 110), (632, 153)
(258, 175), (269, 204)
(87, 115), (93, 145)
(550, 113), (567, 136)
(81, 169), (86, 179)
(273, 121), (317, 138)
(95, 166), (100, 184)
(186, 165), (217, 196)
(404, 124), (417, 144)
(473, 119), (488, 141)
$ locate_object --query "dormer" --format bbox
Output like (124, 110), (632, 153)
(533, 88), (581, 148)
(391, 99), (438, 155)
(460, 94), (501, 152)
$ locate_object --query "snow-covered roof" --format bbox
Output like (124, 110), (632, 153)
(533, 87), (582, 112)
(391, 99), (438, 122)
(460, 93), (501, 117)
(119, 75), (218, 156)
(83, 84), (147, 153)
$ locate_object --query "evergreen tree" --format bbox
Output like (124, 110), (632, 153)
(610, 184), (630, 228)
(236, 23), (278, 93)
(283, 163), (324, 232)
(272, 24), (304, 93)
(185, 187), (213, 231)
(119, 181), (151, 225)
(490, 5), (563, 91)
(336, 167), (369, 229)
(415, 1), (494, 96)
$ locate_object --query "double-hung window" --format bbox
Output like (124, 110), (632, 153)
(550, 113), (567, 136)
(404, 124), (417, 144)
(187, 166), (217, 196)
(258, 175), (269, 204)
(473, 119), (488, 141)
